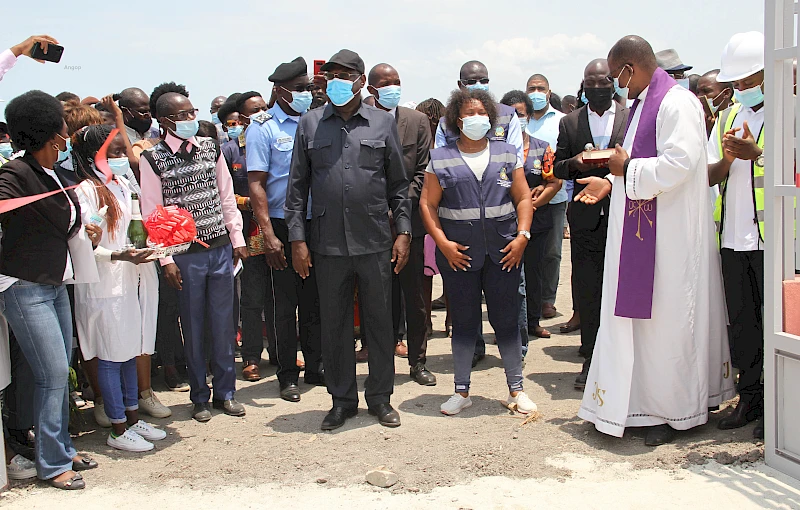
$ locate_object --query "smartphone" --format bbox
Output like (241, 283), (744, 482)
(30, 42), (64, 63)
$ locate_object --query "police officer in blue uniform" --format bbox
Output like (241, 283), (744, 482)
(420, 88), (536, 416)
(246, 57), (324, 403)
(285, 49), (411, 431)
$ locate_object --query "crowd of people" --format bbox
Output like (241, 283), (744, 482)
(0, 29), (775, 490)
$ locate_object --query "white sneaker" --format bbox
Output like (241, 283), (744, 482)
(107, 429), (153, 452)
(138, 388), (172, 418)
(441, 393), (473, 415)
(505, 391), (538, 414)
(128, 420), (167, 441)
(6, 454), (36, 480)
(93, 398), (112, 428)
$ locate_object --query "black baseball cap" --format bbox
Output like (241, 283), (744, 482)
(320, 49), (365, 74)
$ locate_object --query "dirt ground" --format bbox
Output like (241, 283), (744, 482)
(3, 241), (793, 508)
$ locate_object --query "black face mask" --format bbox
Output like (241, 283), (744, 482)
(584, 87), (614, 107)
(126, 115), (152, 134)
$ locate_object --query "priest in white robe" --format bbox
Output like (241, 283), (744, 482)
(573, 35), (735, 446)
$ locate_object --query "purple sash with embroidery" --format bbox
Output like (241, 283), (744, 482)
(614, 68), (677, 319)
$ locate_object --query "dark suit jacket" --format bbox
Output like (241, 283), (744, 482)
(553, 103), (628, 232)
(395, 106), (432, 238)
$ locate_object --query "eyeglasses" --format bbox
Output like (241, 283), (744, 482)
(460, 78), (490, 86)
(281, 85), (316, 93)
(166, 109), (199, 121)
(322, 71), (361, 81)
(583, 76), (614, 87)
(122, 106), (151, 119)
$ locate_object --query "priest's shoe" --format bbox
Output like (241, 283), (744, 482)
(321, 406), (358, 431)
(575, 358), (590, 390)
(718, 399), (763, 430)
(644, 424), (675, 446)
(753, 418), (765, 440)
(368, 403), (401, 428)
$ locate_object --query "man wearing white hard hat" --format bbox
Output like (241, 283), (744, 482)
(708, 31), (768, 440)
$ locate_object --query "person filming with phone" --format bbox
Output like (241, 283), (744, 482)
(0, 35), (61, 81)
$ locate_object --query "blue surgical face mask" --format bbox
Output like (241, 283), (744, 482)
(734, 81), (765, 108)
(613, 65), (632, 100)
(171, 119), (199, 139)
(580, 92), (588, 105)
(374, 85), (402, 109)
(466, 82), (490, 92)
(460, 114), (491, 141)
(107, 157), (131, 176)
(528, 91), (548, 111)
(211, 112), (220, 124)
(226, 125), (244, 140)
(517, 115), (529, 133)
(326, 78), (357, 107)
(282, 88), (312, 114)
(57, 136), (71, 163)
(676, 78), (690, 90)
(0, 142), (12, 159)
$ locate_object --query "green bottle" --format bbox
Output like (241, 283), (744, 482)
(127, 193), (148, 249)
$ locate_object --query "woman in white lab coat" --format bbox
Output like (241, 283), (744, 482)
(71, 125), (165, 452)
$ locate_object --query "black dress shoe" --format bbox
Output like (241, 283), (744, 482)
(212, 398), (246, 417)
(321, 406), (358, 431)
(410, 363), (437, 386)
(471, 354), (485, 368)
(368, 403), (401, 428)
(575, 358), (590, 390)
(718, 399), (763, 430)
(193, 402), (212, 422)
(644, 424), (676, 446)
(304, 371), (326, 386)
(280, 383), (301, 402)
(753, 418), (764, 440)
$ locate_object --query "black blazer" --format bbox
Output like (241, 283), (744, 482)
(396, 106), (432, 238)
(0, 154), (82, 286)
(553, 103), (628, 232)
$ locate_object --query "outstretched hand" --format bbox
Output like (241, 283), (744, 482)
(574, 177), (612, 205)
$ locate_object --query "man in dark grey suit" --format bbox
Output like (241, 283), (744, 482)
(553, 58), (629, 390)
(285, 49), (411, 431)
(366, 63), (436, 387)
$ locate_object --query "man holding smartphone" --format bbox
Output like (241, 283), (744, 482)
(0, 35), (60, 81)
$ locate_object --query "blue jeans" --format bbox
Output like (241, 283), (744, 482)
(97, 358), (138, 424)
(442, 256), (523, 394)
(0, 281), (76, 480)
(173, 244), (236, 403)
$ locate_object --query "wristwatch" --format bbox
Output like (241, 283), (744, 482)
(517, 230), (531, 240)
(398, 231), (411, 237)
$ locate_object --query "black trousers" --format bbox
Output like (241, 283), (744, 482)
(397, 237), (428, 366)
(5, 328), (34, 431)
(721, 248), (764, 404)
(267, 219), (322, 385)
(570, 217), (608, 358)
(524, 231), (549, 327)
(315, 250), (394, 409)
(156, 270), (183, 367)
(239, 256), (277, 365)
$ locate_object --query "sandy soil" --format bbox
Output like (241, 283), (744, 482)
(3, 241), (791, 507)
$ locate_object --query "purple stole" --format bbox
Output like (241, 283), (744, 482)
(614, 68), (677, 320)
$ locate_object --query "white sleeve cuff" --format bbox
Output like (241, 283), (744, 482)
(94, 246), (114, 263)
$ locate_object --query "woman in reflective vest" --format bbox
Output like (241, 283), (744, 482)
(420, 88), (535, 417)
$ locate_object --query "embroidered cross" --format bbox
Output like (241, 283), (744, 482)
(592, 381), (606, 407)
(627, 198), (655, 241)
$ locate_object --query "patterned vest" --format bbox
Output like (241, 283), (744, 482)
(141, 137), (228, 246)
(430, 140), (519, 270)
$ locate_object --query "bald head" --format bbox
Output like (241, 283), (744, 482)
(584, 59), (610, 79)
(608, 35), (657, 71)
(368, 63), (398, 86)
(119, 87), (149, 108)
(460, 60), (488, 80)
(157, 92), (193, 120)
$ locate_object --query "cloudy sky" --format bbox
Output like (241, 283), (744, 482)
(2, 1), (764, 121)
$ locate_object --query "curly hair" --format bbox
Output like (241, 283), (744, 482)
(415, 98), (445, 124)
(72, 124), (123, 239)
(444, 89), (497, 138)
(149, 82), (189, 118)
(500, 90), (533, 116)
(217, 97), (240, 125)
(64, 104), (102, 135)
(5, 90), (64, 152)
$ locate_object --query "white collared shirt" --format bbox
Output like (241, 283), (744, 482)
(587, 105), (616, 149)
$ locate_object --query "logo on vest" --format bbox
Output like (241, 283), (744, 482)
(497, 167), (512, 188)
(494, 126), (505, 138)
(533, 159), (542, 170)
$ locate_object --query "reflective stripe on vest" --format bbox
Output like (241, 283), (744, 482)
(712, 103), (765, 247)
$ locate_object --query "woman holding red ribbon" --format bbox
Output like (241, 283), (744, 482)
(0, 90), (100, 490)
(71, 124), (167, 453)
